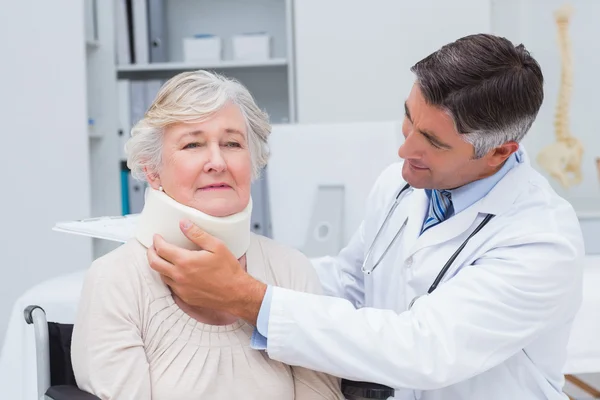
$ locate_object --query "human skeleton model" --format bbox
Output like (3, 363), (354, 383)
(536, 4), (583, 189)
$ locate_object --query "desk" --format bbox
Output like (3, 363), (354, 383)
(1, 258), (599, 399)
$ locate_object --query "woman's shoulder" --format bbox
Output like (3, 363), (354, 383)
(90, 239), (144, 273)
(85, 239), (165, 297)
(249, 234), (322, 294)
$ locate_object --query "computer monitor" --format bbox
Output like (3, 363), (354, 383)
(266, 121), (404, 257)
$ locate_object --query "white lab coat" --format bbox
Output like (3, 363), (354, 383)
(264, 150), (584, 399)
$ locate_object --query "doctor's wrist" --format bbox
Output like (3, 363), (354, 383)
(230, 274), (267, 326)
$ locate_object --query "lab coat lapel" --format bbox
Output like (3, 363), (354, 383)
(409, 205), (481, 256)
(400, 188), (429, 260)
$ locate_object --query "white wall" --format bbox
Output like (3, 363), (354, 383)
(293, 0), (491, 123)
(491, 0), (600, 253)
(0, 2), (93, 345)
(293, 0), (600, 254)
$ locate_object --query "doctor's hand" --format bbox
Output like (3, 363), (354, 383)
(147, 219), (267, 325)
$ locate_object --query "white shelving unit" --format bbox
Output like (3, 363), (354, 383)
(117, 58), (288, 73)
(116, 0), (296, 124)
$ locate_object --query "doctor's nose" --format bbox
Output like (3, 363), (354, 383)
(398, 128), (421, 160)
(204, 145), (227, 173)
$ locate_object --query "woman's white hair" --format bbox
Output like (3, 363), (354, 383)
(125, 70), (271, 181)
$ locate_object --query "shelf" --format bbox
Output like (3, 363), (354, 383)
(116, 58), (287, 78)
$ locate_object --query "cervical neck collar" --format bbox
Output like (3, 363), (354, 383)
(135, 188), (252, 259)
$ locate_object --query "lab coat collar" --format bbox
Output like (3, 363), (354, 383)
(477, 146), (528, 216)
(406, 146), (529, 255)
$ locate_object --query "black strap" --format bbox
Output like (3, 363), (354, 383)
(341, 379), (395, 399)
(427, 214), (495, 294)
(395, 183), (411, 200)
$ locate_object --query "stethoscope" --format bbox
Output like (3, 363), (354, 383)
(361, 183), (495, 307)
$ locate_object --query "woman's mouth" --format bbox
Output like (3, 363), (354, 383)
(199, 183), (232, 191)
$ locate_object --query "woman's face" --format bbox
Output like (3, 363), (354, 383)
(148, 102), (252, 217)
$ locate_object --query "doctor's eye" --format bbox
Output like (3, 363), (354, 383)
(429, 140), (442, 149)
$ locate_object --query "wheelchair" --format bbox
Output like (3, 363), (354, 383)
(24, 304), (393, 400)
(24, 305), (99, 400)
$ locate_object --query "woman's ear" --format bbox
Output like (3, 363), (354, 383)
(144, 167), (161, 190)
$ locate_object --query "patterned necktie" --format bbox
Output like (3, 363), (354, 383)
(421, 189), (454, 234)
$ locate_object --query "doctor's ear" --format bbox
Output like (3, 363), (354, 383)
(488, 142), (519, 167)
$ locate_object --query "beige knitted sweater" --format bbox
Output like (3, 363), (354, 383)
(71, 233), (344, 400)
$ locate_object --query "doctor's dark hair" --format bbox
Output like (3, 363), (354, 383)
(410, 33), (544, 158)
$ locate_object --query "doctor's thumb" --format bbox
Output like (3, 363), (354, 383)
(180, 220), (215, 250)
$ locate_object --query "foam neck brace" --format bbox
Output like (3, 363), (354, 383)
(135, 188), (252, 259)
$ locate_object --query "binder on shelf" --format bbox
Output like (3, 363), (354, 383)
(120, 160), (131, 215)
(120, 161), (147, 215)
(131, 0), (149, 64)
(84, 0), (98, 44)
(117, 79), (131, 160)
(128, 171), (147, 214)
(115, 0), (131, 64)
(129, 80), (147, 128)
(147, 0), (167, 63)
(145, 80), (163, 107)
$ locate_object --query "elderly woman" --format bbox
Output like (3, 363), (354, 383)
(70, 70), (344, 399)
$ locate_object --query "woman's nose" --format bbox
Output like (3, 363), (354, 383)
(204, 145), (227, 173)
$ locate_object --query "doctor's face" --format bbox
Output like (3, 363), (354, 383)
(398, 84), (513, 190)
(148, 102), (252, 217)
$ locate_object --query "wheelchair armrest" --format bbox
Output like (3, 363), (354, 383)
(46, 385), (101, 400)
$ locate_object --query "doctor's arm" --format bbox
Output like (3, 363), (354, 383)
(71, 259), (152, 399)
(264, 232), (582, 390)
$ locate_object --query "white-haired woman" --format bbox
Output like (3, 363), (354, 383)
(70, 70), (344, 400)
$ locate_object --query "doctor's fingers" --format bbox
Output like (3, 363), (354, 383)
(152, 234), (195, 266)
(159, 273), (177, 288)
(147, 245), (181, 282)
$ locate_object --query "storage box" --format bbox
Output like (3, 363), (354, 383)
(183, 34), (222, 62)
(232, 33), (271, 61)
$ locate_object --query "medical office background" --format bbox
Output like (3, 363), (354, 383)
(1, 0), (600, 397)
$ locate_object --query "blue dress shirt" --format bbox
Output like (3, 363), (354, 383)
(250, 151), (522, 350)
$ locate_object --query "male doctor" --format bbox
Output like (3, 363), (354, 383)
(148, 34), (584, 399)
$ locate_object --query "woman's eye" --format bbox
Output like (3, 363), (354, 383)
(225, 142), (241, 148)
(183, 142), (201, 149)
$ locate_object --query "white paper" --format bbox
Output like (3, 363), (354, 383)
(53, 215), (140, 242)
